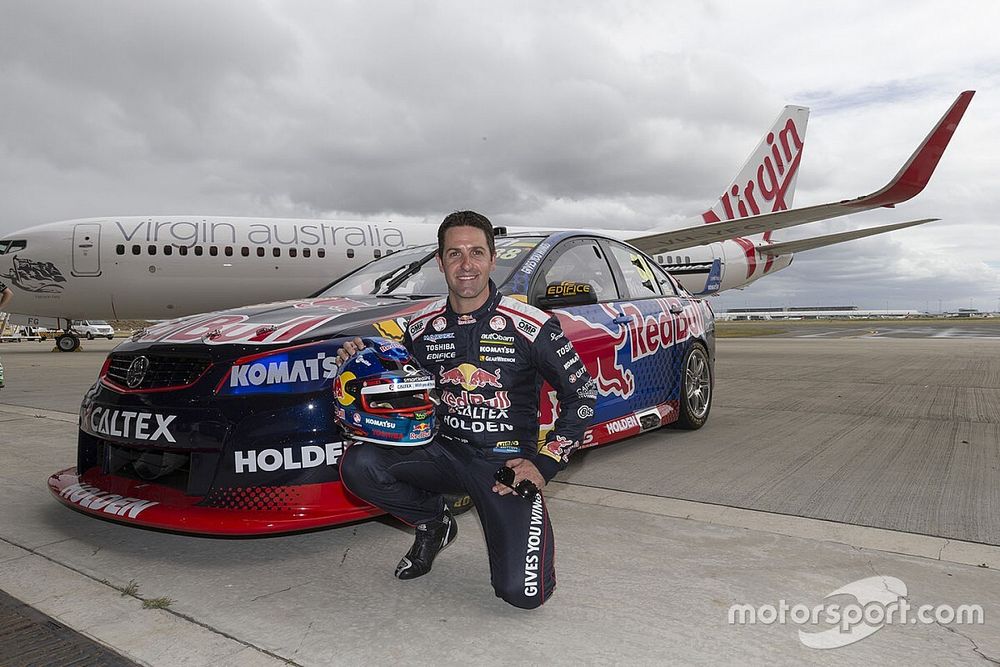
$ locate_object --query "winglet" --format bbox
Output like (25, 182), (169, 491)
(849, 90), (975, 208)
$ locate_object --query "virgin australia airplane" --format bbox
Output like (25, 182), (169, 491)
(0, 91), (973, 334)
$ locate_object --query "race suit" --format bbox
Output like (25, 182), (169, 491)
(340, 282), (595, 608)
(0, 280), (7, 387)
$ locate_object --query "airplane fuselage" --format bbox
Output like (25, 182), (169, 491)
(0, 215), (786, 320)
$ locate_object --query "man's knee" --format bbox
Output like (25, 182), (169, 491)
(493, 578), (552, 610)
(339, 443), (386, 495)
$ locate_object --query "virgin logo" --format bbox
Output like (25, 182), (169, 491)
(702, 117), (804, 224)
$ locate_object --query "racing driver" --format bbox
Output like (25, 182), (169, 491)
(338, 210), (595, 609)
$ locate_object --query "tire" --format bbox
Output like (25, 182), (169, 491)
(107, 335), (115, 340)
(56, 334), (81, 352)
(673, 342), (712, 430)
(86, 332), (94, 340)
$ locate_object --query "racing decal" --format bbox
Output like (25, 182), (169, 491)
(59, 482), (158, 518)
(88, 407), (177, 443)
(540, 434), (578, 463)
(519, 241), (552, 275)
(496, 296), (548, 343)
(545, 281), (592, 298)
(523, 494), (545, 598)
(234, 442), (344, 474)
(228, 353), (338, 389)
(373, 318), (406, 341)
(291, 297), (367, 311)
(439, 364), (502, 390)
(134, 314), (341, 346)
(441, 390), (511, 421)
(557, 298), (707, 400)
(405, 299), (447, 341)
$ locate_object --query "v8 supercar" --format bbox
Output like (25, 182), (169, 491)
(48, 231), (715, 535)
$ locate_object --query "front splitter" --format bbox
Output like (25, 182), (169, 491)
(47, 468), (383, 536)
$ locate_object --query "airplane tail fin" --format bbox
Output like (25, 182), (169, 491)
(701, 105), (810, 231)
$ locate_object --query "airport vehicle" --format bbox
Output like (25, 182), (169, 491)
(72, 320), (116, 340)
(1, 92), (973, 349)
(48, 231), (715, 535)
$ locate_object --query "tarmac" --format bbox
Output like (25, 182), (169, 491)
(0, 328), (999, 665)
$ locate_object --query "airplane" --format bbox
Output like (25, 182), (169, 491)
(0, 91), (974, 351)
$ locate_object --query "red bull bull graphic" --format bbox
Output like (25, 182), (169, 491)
(556, 298), (708, 400)
(438, 364), (503, 391)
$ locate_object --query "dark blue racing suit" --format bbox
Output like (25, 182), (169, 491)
(340, 282), (595, 608)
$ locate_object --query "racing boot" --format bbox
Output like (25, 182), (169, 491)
(395, 506), (458, 580)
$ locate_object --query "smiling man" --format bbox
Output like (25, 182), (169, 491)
(338, 210), (595, 609)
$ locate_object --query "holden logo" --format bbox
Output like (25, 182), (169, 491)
(125, 356), (150, 388)
(490, 315), (506, 331)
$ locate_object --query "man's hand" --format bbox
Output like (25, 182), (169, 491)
(492, 458), (545, 496)
(335, 336), (366, 365)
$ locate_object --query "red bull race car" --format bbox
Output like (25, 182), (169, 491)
(48, 231), (715, 535)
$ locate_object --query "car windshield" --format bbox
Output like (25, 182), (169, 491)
(318, 236), (546, 297)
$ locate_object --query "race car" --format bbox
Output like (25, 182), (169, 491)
(48, 231), (715, 535)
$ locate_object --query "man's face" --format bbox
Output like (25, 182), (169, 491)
(436, 225), (496, 311)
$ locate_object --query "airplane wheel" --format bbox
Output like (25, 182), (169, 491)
(56, 334), (81, 352)
(673, 342), (712, 430)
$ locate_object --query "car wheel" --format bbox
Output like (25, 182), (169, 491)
(674, 342), (712, 430)
(86, 332), (94, 340)
(56, 334), (81, 352)
(107, 335), (114, 340)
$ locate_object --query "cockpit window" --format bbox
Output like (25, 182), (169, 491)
(0, 240), (26, 254)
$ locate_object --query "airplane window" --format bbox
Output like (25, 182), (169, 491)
(685, 255), (691, 263)
(179, 246), (188, 256)
(132, 245), (141, 256)
(116, 244), (125, 255)
(225, 246), (233, 257)
(346, 249), (354, 259)
(257, 247), (265, 257)
(303, 248), (311, 258)
(318, 248), (326, 258)
(0, 241), (8, 254)
(374, 249), (382, 258)
(194, 246), (204, 257)
(273, 248), (281, 258)
(164, 245), (173, 256)
(241, 247), (249, 257)
(148, 245), (157, 256)
(386, 249), (394, 255)
(210, 246), (218, 257)
(289, 248), (298, 258)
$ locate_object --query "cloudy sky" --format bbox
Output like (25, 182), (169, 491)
(1, 0), (997, 311)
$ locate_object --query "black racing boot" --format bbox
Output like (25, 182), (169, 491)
(395, 506), (458, 580)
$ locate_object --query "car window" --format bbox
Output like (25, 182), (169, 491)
(531, 239), (619, 304)
(606, 242), (662, 299)
(648, 260), (680, 296)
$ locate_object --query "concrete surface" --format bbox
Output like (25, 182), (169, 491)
(0, 330), (998, 664)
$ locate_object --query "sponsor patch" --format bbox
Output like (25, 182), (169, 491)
(490, 315), (506, 331)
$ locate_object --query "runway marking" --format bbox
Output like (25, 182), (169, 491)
(546, 481), (1000, 570)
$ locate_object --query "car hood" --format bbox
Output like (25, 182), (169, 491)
(111, 294), (439, 359)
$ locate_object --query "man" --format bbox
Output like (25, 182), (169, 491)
(339, 210), (594, 609)
(0, 280), (11, 388)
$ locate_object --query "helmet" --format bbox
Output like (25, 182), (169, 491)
(332, 337), (436, 446)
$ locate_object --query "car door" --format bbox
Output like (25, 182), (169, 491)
(526, 237), (633, 437)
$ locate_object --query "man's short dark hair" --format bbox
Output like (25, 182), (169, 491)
(437, 210), (495, 258)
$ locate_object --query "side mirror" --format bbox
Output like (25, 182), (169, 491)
(537, 281), (598, 309)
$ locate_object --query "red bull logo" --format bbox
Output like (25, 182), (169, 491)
(557, 299), (707, 400)
(438, 364), (502, 391)
(411, 422), (431, 436)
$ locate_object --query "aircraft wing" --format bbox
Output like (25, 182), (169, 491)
(756, 218), (937, 256)
(626, 91), (974, 256)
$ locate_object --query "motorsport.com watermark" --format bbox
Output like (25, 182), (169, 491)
(728, 576), (985, 649)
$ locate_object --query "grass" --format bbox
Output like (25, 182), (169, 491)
(119, 579), (140, 597)
(142, 596), (175, 610)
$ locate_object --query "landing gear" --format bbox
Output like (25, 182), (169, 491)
(56, 333), (81, 352)
(54, 318), (81, 352)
